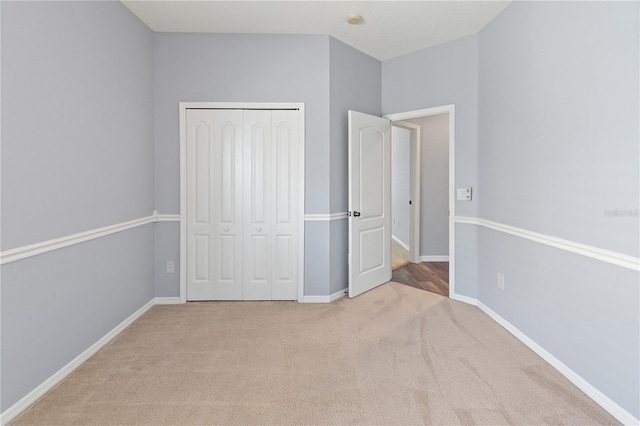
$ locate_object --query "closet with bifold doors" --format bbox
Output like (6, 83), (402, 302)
(185, 108), (301, 301)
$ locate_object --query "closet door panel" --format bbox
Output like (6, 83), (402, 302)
(211, 110), (243, 300)
(243, 110), (273, 300)
(186, 110), (215, 300)
(271, 110), (299, 300)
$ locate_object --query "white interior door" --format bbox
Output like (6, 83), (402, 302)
(348, 110), (392, 298)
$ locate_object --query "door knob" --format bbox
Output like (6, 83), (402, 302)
(353, 211), (361, 217)
(224, 227), (230, 232)
(257, 227), (263, 232)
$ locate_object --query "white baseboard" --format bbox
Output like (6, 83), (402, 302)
(0, 299), (157, 425)
(301, 288), (348, 303)
(330, 288), (348, 302)
(154, 297), (182, 304)
(454, 295), (638, 426)
(420, 255), (449, 262)
(451, 293), (478, 306)
(391, 234), (409, 251)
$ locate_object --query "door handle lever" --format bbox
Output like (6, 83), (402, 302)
(353, 211), (361, 217)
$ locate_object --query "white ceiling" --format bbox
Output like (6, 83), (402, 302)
(121, 1), (511, 61)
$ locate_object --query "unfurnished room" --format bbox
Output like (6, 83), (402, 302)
(1, 1), (638, 424)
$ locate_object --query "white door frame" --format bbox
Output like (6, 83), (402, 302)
(384, 105), (455, 299)
(179, 102), (306, 303)
(390, 121), (421, 264)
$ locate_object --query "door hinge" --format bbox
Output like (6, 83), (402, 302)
(347, 211), (352, 217)
(409, 200), (412, 205)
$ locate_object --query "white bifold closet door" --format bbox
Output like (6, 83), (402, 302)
(186, 109), (300, 301)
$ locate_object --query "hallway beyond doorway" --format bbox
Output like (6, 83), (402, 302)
(392, 262), (449, 297)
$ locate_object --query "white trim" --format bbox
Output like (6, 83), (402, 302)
(301, 288), (347, 303)
(451, 293), (478, 306)
(384, 105), (456, 299)
(304, 212), (348, 222)
(157, 214), (180, 222)
(385, 105), (455, 122)
(179, 102), (306, 304)
(455, 216), (640, 272)
(0, 299), (157, 426)
(420, 255), (449, 262)
(154, 297), (183, 305)
(391, 234), (410, 251)
(297, 106), (306, 303)
(454, 296), (638, 425)
(0, 215), (155, 265)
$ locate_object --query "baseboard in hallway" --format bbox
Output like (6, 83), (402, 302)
(391, 237), (409, 270)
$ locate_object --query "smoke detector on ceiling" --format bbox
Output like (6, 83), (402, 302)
(347, 15), (363, 25)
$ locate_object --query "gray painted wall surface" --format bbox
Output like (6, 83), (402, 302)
(382, 35), (479, 297)
(1, 1), (155, 249)
(479, 1), (639, 257)
(153, 33), (333, 297)
(391, 126), (411, 246)
(477, 227), (639, 416)
(328, 37), (381, 295)
(1, 227), (155, 411)
(155, 223), (181, 297)
(1, 1), (155, 411)
(382, 35), (479, 219)
(477, 1), (639, 417)
(154, 33), (331, 215)
(328, 37), (382, 213)
(406, 114), (450, 256)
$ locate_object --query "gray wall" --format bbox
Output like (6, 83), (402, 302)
(1, 1), (155, 411)
(477, 1), (639, 417)
(406, 114), (450, 257)
(391, 126), (411, 246)
(328, 37), (381, 295)
(479, 2), (639, 255)
(382, 2), (639, 417)
(382, 34), (479, 297)
(153, 33), (332, 296)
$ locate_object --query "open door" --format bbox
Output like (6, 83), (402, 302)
(348, 111), (392, 298)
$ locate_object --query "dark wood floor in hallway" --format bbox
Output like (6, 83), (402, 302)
(392, 262), (449, 296)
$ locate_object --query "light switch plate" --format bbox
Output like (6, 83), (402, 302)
(457, 187), (472, 201)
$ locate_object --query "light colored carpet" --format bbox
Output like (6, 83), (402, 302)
(392, 238), (409, 270)
(11, 283), (618, 425)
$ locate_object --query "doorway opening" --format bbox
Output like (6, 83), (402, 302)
(390, 122), (420, 270)
(385, 105), (455, 298)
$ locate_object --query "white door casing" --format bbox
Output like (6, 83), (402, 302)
(183, 105), (302, 301)
(348, 110), (392, 298)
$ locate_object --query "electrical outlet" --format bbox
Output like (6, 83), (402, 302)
(166, 261), (175, 274)
(497, 272), (505, 290)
